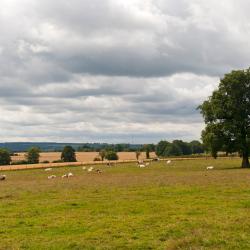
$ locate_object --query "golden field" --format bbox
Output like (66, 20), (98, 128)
(11, 152), (157, 163)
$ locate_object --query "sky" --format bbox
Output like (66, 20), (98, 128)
(0, 0), (250, 143)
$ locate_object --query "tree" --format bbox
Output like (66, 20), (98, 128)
(189, 140), (204, 154)
(0, 148), (11, 165)
(163, 143), (182, 156)
(99, 150), (106, 161)
(156, 141), (170, 156)
(61, 146), (77, 162)
(105, 151), (119, 160)
(26, 147), (40, 164)
(172, 140), (192, 155)
(135, 150), (141, 160)
(199, 68), (250, 168)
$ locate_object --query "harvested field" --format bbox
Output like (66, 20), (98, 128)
(11, 152), (157, 163)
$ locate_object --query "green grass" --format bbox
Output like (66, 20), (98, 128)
(1, 158), (250, 249)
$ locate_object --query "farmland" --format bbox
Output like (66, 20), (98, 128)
(11, 152), (157, 163)
(1, 158), (250, 249)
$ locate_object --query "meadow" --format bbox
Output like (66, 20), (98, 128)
(1, 158), (250, 249)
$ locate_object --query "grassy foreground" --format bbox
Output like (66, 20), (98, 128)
(1, 158), (250, 249)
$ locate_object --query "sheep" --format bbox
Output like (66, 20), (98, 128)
(139, 164), (146, 168)
(145, 162), (150, 166)
(0, 175), (6, 181)
(68, 172), (73, 177)
(82, 166), (86, 170)
(62, 172), (74, 178)
(166, 160), (171, 164)
(88, 167), (94, 172)
(206, 166), (214, 170)
(48, 175), (56, 179)
(96, 169), (102, 173)
(45, 168), (52, 171)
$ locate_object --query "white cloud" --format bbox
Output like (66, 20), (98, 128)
(0, 0), (249, 142)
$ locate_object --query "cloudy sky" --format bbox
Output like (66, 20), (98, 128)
(0, 0), (250, 143)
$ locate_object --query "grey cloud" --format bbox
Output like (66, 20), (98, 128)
(0, 0), (248, 142)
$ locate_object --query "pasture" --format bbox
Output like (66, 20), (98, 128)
(1, 158), (250, 249)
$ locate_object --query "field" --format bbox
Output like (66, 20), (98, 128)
(1, 158), (250, 249)
(11, 152), (157, 163)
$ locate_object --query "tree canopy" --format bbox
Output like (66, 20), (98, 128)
(61, 146), (77, 162)
(199, 68), (250, 168)
(26, 147), (40, 164)
(0, 148), (11, 166)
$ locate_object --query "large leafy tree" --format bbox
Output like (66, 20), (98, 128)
(0, 148), (11, 165)
(26, 147), (40, 164)
(61, 146), (77, 162)
(199, 69), (250, 168)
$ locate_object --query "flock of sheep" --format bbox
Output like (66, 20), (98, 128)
(0, 160), (215, 181)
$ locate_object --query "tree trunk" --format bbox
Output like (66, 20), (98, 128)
(242, 153), (250, 168)
(241, 129), (249, 168)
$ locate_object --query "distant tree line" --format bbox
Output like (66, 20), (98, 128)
(155, 140), (204, 157)
(0, 141), (205, 166)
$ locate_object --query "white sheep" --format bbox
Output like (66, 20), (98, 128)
(139, 164), (146, 168)
(145, 163), (150, 166)
(82, 166), (86, 170)
(206, 166), (214, 170)
(48, 175), (56, 179)
(45, 168), (52, 171)
(88, 167), (94, 172)
(166, 160), (171, 164)
(68, 172), (74, 177)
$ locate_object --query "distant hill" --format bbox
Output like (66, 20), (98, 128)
(0, 142), (144, 152)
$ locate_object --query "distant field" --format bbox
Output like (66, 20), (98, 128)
(11, 152), (157, 163)
(1, 158), (250, 249)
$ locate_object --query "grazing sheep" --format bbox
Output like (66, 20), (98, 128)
(45, 168), (52, 171)
(139, 164), (146, 168)
(82, 166), (86, 170)
(207, 166), (214, 170)
(166, 160), (171, 164)
(62, 173), (74, 178)
(88, 167), (94, 172)
(0, 175), (6, 181)
(68, 172), (73, 177)
(145, 163), (150, 166)
(48, 175), (56, 179)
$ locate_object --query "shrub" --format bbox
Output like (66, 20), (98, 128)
(52, 159), (64, 163)
(105, 151), (119, 161)
(12, 160), (28, 165)
(94, 157), (102, 161)
(41, 160), (50, 164)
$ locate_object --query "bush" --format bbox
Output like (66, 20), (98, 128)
(61, 146), (77, 162)
(0, 148), (11, 165)
(52, 159), (64, 163)
(105, 151), (119, 161)
(12, 160), (28, 165)
(41, 160), (50, 164)
(94, 157), (102, 161)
